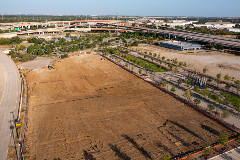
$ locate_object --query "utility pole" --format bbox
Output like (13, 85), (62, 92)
(117, 13), (118, 35)
(1, 14), (3, 22)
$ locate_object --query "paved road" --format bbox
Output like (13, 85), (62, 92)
(209, 147), (240, 160)
(0, 52), (20, 160)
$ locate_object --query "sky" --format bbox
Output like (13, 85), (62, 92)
(1, 0), (239, 17)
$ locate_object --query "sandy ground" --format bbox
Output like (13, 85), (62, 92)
(24, 54), (236, 159)
(132, 45), (240, 80)
(19, 57), (58, 70)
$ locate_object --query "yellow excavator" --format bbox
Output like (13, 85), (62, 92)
(48, 65), (55, 70)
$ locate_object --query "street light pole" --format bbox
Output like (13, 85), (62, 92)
(117, 13), (118, 35)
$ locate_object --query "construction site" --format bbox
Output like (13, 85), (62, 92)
(23, 54), (237, 159)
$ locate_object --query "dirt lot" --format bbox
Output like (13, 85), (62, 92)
(24, 54), (236, 159)
(133, 45), (240, 80)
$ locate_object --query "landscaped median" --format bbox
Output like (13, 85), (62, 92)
(123, 55), (167, 72)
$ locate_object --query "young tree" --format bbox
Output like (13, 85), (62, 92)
(194, 85), (199, 92)
(173, 58), (178, 64)
(8, 50), (15, 56)
(178, 79), (183, 85)
(169, 64), (173, 70)
(207, 104), (215, 111)
(184, 90), (191, 100)
(162, 56), (165, 61)
(237, 134), (240, 143)
(222, 110), (230, 119)
(171, 85), (176, 92)
(162, 154), (170, 160)
(219, 134), (228, 146)
(217, 73), (222, 80)
(234, 80), (240, 93)
(183, 61), (187, 67)
(47, 48), (52, 54)
(224, 74), (230, 81)
(203, 67), (207, 73)
(138, 69), (142, 74)
(194, 99), (201, 105)
(174, 66), (178, 73)
(225, 83), (231, 89)
(203, 147), (212, 158)
(153, 53), (157, 58)
(208, 76), (213, 82)
(162, 81), (167, 87)
(131, 65), (135, 71)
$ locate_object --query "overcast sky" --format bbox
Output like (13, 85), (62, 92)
(1, 0), (239, 17)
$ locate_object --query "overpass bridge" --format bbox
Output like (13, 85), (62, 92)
(1, 20), (239, 49)
(97, 23), (240, 49)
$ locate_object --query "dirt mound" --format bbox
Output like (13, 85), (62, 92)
(24, 54), (236, 159)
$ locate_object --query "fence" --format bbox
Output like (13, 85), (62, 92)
(17, 77), (28, 160)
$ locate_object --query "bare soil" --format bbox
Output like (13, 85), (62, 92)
(133, 45), (240, 80)
(0, 45), (12, 48)
(24, 54), (236, 160)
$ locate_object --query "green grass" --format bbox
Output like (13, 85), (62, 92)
(123, 55), (167, 72)
(221, 92), (240, 111)
(197, 90), (225, 105)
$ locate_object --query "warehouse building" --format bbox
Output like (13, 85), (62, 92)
(159, 41), (201, 51)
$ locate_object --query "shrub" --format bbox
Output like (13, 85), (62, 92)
(208, 104), (215, 111)
(208, 76), (213, 82)
(219, 134), (228, 146)
(178, 79), (182, 85)
(162, 81), (167, 87)
(19, 54), (36, 62)
(171, 85), (176, 92)
(61, 54), (68, 59)
(194, 99), (201, 105)
(224, 74), (230, 81)
(222, 110), (230, 119)
(203, 67), (207, 73)
(163, 154), (170, 160)
(194, 85), (199, 92)
(225, 83), (231, 89)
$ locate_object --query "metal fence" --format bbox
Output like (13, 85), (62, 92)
(17, 78), (28, 160)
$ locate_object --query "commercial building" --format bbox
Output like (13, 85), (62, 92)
(159, 41), (201, 51)
(228, 28), (240, 33)
(193, 21), (235, 29)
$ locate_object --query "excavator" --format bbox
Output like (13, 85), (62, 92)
(48, 65), (55, 70)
